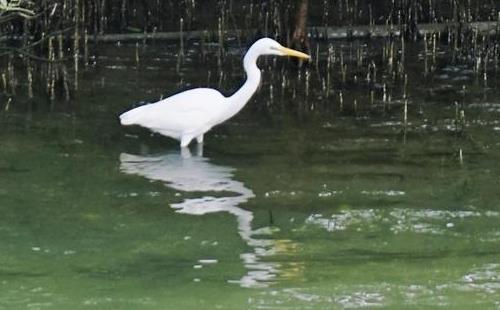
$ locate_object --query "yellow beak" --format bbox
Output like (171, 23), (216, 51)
(279, 46), (311, 60)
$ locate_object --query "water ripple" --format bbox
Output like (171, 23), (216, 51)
(305, 208), (499, 236)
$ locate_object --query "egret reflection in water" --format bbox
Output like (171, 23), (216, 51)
(119, 148), (295, 287)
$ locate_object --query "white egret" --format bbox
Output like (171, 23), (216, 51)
(119, 38), (310, 147)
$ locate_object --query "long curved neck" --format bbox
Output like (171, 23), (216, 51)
(219, 49), (261, 123)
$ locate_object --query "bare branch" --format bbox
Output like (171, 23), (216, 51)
(0, 0), (35, 22)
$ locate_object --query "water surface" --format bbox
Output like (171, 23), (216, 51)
(1, 40), (500, 309)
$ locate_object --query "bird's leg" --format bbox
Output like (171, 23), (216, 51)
(196, 134), (204, 144)
(180, 135), (194, 148)
(180, 146), (192, 158)
(196, 142), (204, 157)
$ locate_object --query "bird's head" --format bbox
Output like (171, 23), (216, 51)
(252, 38), (310, 60)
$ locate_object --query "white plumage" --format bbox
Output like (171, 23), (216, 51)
(119, 38), (310, 148)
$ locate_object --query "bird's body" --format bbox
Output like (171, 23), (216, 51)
(119, 38), (310, 147)
(120, 88), (225, 145)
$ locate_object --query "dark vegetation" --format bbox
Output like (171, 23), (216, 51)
(0, 0), (499, 109)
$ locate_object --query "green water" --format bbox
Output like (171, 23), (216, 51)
(1, 41), (500, 309)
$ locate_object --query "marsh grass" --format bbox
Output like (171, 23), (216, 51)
(0, 0), (498, 112)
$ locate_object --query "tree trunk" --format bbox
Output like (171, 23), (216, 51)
(291, 0), (309, 53)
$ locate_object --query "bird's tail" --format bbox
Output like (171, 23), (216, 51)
(119, 108), (140, 125)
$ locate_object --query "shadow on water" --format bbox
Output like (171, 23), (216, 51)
(119, 146), (296, 288)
